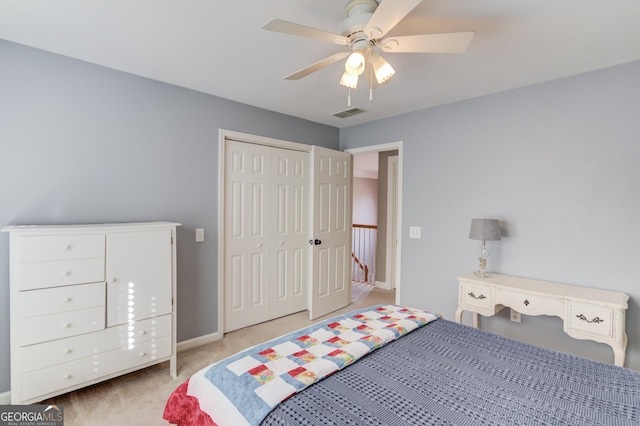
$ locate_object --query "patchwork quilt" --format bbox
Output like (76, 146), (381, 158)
(164, 304), (440, 426)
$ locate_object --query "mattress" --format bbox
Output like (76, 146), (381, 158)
(164, 306), (640, 425)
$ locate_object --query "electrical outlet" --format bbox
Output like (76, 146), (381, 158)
(195, 228), (205, 242)
(510, 308), (521, 323)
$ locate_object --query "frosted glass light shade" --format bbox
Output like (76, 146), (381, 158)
(372, 56), (395, 84)
(345, 50), (365, 76)
(339, 71), (358, 89)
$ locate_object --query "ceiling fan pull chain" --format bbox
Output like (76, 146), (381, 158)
(347, 88), (352, 107)
(369, 65), (373, 101)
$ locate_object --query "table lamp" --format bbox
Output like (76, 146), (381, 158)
(469, 219), (501, 277)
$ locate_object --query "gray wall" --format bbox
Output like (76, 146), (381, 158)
(340, 60), (640, 370)
(0, 40), (339, 393)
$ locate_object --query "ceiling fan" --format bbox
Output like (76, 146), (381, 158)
(263, 0), (474, 101)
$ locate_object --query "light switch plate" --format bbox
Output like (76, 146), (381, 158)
(195, 228), (205, 242)
(409, 226), (421, 239)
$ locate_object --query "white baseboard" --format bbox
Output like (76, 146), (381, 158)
(177, 331), (222, 352)
(0, 390), (10, 405)
(375, 280), (393, 290)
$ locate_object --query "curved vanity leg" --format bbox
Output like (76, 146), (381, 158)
(455, 308), (463, 324)
(612, 333), (627, 367)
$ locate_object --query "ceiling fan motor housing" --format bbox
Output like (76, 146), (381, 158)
(341, 0), (378, 39)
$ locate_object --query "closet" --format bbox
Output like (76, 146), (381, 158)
(224, 140), (309, 332)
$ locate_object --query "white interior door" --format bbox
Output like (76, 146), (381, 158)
(224, 141), (270, 332)
(270, 147), (309, 318)
(309, 146), (352, 320)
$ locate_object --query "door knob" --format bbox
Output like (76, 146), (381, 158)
(314, 239), (322, 245)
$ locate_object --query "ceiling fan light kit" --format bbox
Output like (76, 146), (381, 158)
(263, 0), (474, 110)
(345, 49), (366, 76)
(340, 71), (359, 89)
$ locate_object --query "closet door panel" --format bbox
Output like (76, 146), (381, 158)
(270, 148), (309, 319)
(225, 141), (270, 332)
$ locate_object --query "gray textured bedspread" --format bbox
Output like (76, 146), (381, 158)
(261, 319), (640, 425)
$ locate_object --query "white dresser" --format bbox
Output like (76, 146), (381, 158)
(2, 222), (180, 404)
(455, 273), (629, 366)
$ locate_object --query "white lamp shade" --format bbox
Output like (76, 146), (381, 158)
(345, 50), (365, 76)
(339, 71), (358, 89)
(372, 56), (395, 84)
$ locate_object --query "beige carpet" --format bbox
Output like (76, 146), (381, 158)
(40, 283), (395, 425)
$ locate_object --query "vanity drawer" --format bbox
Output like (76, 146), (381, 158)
(20, 315), (171, 373)
(20, 306), (105, 346)
(20, 336), (171, 402)
(19, 258), (105, 290)
(566, 303), (613, 338)
(460, 282), (494, 310)
(19, 282), (105, 318)
(497, 289), (564, 317)
(20, 234), (105, 262)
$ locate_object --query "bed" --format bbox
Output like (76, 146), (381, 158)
(164, 304), (640, 425)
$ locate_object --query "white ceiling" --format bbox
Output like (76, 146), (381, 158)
(1, 1), (639, 128)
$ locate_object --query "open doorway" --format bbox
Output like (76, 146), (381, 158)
(347, 142), (402, 305)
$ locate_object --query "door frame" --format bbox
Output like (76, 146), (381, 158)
(345, 142), (403, 304)
(218, 129), (312, 334)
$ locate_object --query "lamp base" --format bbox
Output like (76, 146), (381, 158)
(473, 255), (491, 277)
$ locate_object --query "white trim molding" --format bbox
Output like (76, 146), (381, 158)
(177, 331), (223, 352)
(346, 141), (403, 305)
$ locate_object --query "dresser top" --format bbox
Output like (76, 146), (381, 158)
(458, 273), (629, 309)
(2, 221), (181, 234)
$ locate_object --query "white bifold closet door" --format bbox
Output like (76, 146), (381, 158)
(225, 140), (309, 332)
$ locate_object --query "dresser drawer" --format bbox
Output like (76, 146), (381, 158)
(20, 234), (105, 262)
(19, 258), (105, 290)
(20, 306), (105, 346)
(497, 289), (564, 317)
(20, 315), (172, 373)
(20, 336), (171, 402)
(566, 302), (613, 338)
(460, 281), (494, 310)
(19, 282), (105, 318)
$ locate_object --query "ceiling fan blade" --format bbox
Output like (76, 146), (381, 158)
(364, 0), (423, 40)
(284, 51), (350, 80)
(263, 19), (349, 46)
(380, 32), (475, 53)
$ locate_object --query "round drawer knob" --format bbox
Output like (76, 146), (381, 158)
(64, 297), (72, 302)
(64, 349), (72, 354)
(63, 271), (71, 276)
(257, 243), (263, 248)
(140, 352), (147, 357)
(278, 241), (284, 246)
(63, 374), (72, 379)
(62, 323), (71, 328)
(140, 330), (147, 335)
(63, 245), (71, 250)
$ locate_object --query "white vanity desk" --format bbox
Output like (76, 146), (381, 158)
(455, 273), (629, 366)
